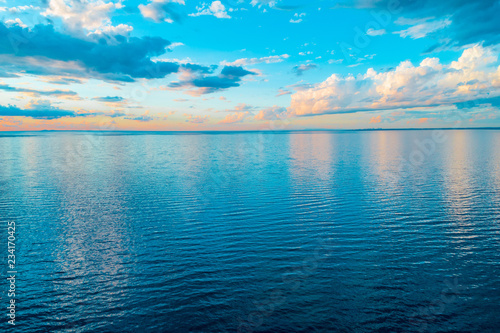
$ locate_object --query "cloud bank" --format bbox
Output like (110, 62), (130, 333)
(0, 22), (211, 82)
(289, 45), (500, 116)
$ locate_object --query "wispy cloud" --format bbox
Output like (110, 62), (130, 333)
(290, 12), (305, 23)
(0, 83), (80, 100)
(219, 111), (250, 124)
(357, 0), (500, 49)
(394, 17), (451, 39)
(189, 1), (230, 19)
(221, 103), (255, 113)
(366, 28), (386, 36)
(185, 113), (209, 123)
(276, 88), (292, 97)
(223, 54), (290, 67)
(292, 63), (317, 76)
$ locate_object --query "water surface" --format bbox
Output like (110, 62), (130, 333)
(1, 130), (499, 332)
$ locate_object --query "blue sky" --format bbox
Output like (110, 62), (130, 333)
(0, 0), (499, 130)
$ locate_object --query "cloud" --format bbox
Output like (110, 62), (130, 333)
(290, 12), (305, 23)
(394, 17), (451, 39)
(93, 96), (125, 103)
(5, 19), (28, 28)
(0, 23), (210, 82)
(0, 117), (23, 128)
(222, 103), (254, 113)
(288, 45), (500, 117)
(167, 42), (184, 51)
(45, 77), (85, 85)
(0, 99), (139, 120)
(167, 65), (257, 95)
(276, 88), (292, 97)
(223, 54), (290, 67)
(254, 106), (287, 120)
(250, 0), (278, 8)
(0, 100), (78, 119)
(43, 0), (128, 34)
(0, 83), (80, 99)
(189, 1), (230, 19)
(91, 24), (134, 37)
(220, 66), (255, 77)
(369, 115), (382, 123)
(139, 0), (185, 23)
(124, 111), (156, 122)
(292, 63), (317, 76)
(286, 82), (313, 91)
(366, 28), (386, 36)
(0, 70), (19, 78)
(179, 63), (218, 74)
(185, 114), (209, 123)
(0, 5), (39, 14)
(219, 111), (250, 124)
(351, 0), (500, 50)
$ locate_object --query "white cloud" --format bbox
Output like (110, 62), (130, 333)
(290, 12), (305, 23)
(251, 0), (278, 8)
(394, 17), (451, 39)
(189, 1), (230, 19)
(167, 42), (185, 51)
(4, 18), (27, 28)
(43, 0), (126, 34)
(0, 5), (40, 13)
(366, 28), (386, 36)
(223, 54), (290, 66)
(254, 106), (287, 120)
(91, 23), (133, 36)
(288, 45), (500, 117)
(139, 0), (185, 23)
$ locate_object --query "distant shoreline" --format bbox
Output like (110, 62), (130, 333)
(1, 127), (500, 134)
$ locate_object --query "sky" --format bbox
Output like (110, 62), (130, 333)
(0, 0), (499, 131)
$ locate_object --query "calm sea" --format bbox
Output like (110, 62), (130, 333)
(0, 130), (499, 332)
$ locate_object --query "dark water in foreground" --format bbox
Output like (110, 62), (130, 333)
(0, 130), (499, 332)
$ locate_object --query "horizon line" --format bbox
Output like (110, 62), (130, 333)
(1, 127), (500, 133)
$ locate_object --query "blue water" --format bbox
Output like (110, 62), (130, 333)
(1, 130), (499, 332)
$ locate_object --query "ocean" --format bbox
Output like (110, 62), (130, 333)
(1, 130), (499, 332)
